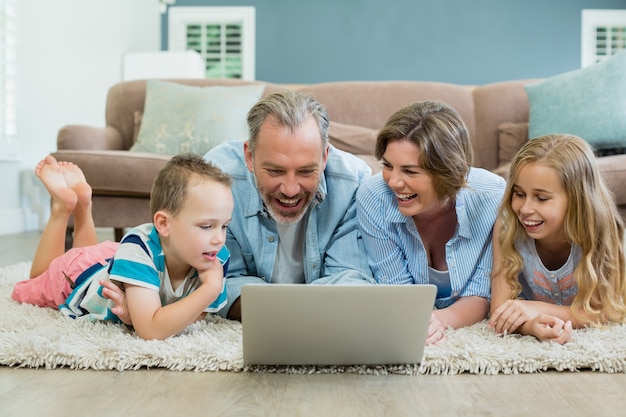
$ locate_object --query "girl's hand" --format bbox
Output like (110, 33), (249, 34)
(425, 311), (447, 345)
(488, 299), (542, 335)
(526, 314), (572, 344)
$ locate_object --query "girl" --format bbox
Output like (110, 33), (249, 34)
(489, 134), (626, 344)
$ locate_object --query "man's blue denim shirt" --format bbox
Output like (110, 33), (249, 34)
(204, 140), (375, 316)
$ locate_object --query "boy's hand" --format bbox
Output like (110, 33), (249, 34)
(100, 280), (132, 325)
(100, 258), (223, 328)
(526, 314), (572, 344)
(488, 299), (541, 335)
(197, 258), (225, 290)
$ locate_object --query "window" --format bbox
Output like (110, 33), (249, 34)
(581, 9), (626, 68)
(168, 6), (255, 80)
(0, 0), (17, 160)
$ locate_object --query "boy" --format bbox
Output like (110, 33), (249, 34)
(12, 153), (234, 340)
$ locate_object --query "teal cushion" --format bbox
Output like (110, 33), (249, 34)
(131, 80), (265, 155)
(525, 51), (626, 150)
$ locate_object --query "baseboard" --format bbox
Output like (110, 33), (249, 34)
(0, 208), (26, 236)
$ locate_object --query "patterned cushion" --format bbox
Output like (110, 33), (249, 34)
(130, 80), (264, 155)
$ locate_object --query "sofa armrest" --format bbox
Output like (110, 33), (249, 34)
(57, 125), (125, 151)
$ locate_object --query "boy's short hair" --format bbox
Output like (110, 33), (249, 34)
(150, 153), (232, 217)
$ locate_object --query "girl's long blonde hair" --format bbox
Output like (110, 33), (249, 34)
(496, 134), (626, 323)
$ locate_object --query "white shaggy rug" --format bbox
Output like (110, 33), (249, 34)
(2, 261), (626, 375)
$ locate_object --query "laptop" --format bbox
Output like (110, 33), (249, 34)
(241, 284), (437, 366)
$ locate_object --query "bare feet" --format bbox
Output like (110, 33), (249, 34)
(58, 160), (92, 208)
(35, 156), (78, 214)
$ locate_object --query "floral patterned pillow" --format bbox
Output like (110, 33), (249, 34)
(130, 80), (264, 155)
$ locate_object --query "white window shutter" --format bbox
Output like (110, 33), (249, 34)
(582, 10), (626, 68)
(169, 6), (255, 80)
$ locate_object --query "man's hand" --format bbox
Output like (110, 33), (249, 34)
(100, 280), (132, 325)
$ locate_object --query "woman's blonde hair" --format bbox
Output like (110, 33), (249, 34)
(496, 134), (626, 323)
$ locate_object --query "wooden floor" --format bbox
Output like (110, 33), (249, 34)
(2, 230), (626, 417)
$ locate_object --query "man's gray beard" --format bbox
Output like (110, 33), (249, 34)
(265, 201), (307, 225)
(252, 171), (309, 225)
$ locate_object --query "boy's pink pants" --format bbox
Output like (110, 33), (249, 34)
(11, 241), (119, 309)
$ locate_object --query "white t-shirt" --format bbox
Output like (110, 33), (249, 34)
(272, 218), (307, 284)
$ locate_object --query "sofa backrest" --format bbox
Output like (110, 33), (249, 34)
(297, 81), (483, 172)
(472, 79), (539, 170)
(105, 78), (540, 171)
(298, 80), (475, 136)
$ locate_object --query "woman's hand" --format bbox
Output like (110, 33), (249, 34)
(425, 311), (447, 345)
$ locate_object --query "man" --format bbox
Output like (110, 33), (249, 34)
(204, 90), (374, 320)
(103, 90), (375, 323)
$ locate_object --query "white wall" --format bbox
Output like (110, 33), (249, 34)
(0, 0), (160, 235)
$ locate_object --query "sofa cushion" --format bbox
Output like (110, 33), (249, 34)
(328, 122), (377, 156)
(130, 80), (264, 155)
(525, 51), (626, 151)
(497, 121), (626, 160)
(53, 150), (171, 197)
(597, 155), (626, 205)
(498, 122), (528, 166)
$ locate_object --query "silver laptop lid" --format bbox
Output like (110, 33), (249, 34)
(241, 284), (436, 366)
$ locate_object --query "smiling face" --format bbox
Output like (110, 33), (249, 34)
(245, 115), (328, 224)
(381, 139), (447, 218)
(511, 162), (569, 245)
(159, 175), (234, 275)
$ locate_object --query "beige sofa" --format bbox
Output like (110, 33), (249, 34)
(53, 78), (626, 241)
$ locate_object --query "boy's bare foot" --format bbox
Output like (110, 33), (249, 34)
(58, 160), (92, 208)
(35, 156), (77, 213)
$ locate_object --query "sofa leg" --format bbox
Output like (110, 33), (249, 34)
(114, 228), (125, 242)
(67, 227), (124, 246)
(65, 227), (74, 251)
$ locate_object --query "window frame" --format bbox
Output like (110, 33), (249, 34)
(0, 0), (18, 161)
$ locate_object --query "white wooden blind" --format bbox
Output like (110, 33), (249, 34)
(582, 10), (626, 68)
(169, 7), (255, 80)
(187, 22), (244, 79)
(0, 0), (18, 160)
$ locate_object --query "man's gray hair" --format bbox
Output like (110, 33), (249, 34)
(246, 90), (329, 154)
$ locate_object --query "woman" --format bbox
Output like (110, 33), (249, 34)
(356, 100), (505, 345)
